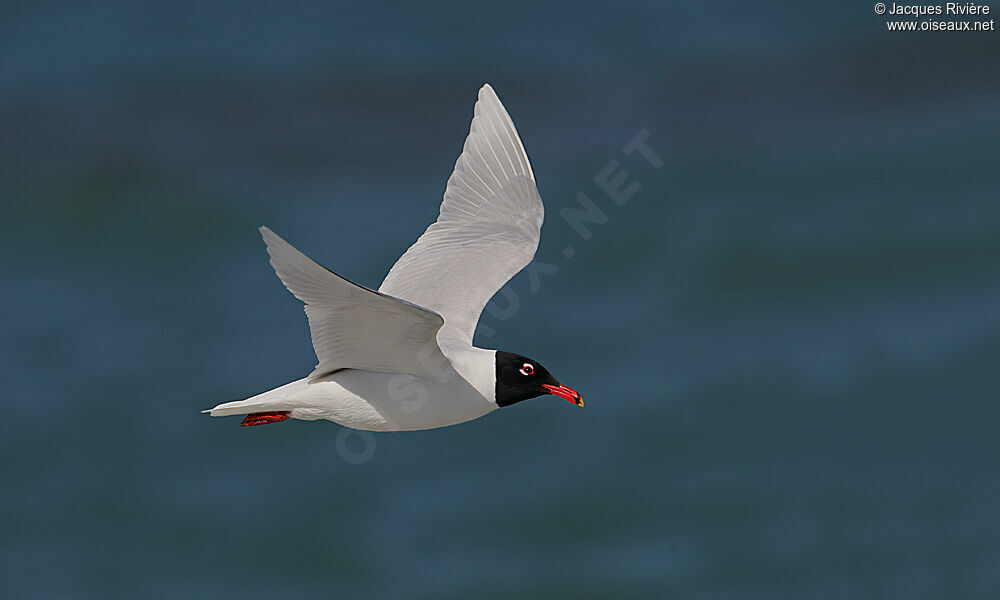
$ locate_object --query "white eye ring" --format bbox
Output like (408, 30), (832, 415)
(519, 363), (534, 376)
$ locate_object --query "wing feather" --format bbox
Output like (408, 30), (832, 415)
(260, 227), (450, 377)
(378, 84), (544, 345)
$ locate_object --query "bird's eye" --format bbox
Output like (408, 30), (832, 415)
(519, 363), (534, 376)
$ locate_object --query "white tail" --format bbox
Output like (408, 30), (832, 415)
(204, 379), (306, 417)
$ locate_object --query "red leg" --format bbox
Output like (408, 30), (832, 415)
(241, 411), (291, 426)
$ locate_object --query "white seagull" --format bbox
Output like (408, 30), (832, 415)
(205, 84), (582, 431)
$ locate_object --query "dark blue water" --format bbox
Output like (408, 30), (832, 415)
(3, 2), (999, 598)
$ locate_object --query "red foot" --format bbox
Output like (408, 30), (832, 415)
(241, 411), (290, 426)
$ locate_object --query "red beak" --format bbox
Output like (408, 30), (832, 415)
(542, 383), (584, 407)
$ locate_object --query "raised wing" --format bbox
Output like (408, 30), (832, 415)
(378, 84), (544, 346)
(260, 227), (450, 377)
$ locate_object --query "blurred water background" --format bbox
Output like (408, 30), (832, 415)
(2, 2), (999, 598)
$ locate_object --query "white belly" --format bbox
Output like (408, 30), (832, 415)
(274, 369), (497, 431)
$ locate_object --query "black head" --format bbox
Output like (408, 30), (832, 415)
(495, 351), (583, 408)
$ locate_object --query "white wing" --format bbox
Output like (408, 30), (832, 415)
(259, 227), (450, 377)
(378, 84), (544, 345)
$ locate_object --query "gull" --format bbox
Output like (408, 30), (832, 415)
(205, 84), (582, 431)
